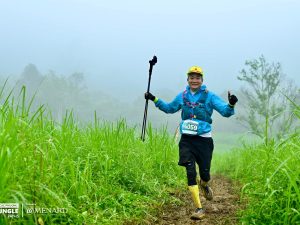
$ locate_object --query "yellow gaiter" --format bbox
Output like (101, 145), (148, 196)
(188, 185), (202, 208)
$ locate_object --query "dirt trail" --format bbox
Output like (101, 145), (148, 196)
(154, 175), (242, 225)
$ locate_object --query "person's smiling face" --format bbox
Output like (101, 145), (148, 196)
(188, 73), (203, 92)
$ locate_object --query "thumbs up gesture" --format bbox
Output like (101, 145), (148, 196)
(228, 91), (238, 107)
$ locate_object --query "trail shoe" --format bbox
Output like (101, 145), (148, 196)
(200, 182), (213, 201)
(190, 208), (205, 220)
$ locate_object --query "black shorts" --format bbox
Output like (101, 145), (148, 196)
(178, 134), (214, 167)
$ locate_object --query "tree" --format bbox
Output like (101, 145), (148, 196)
(17, 63), (44, 98)
(20, 64), (43, 86)
(237, 55), (298, 144)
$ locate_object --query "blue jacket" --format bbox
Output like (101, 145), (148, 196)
(154, 85), (235, 134)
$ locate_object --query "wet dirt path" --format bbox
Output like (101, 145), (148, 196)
(154, 175), (242, 225)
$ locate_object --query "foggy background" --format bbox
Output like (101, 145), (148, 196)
(0, 0), (299, 136)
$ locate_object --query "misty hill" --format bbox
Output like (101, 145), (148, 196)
(1, 64), (245, 135)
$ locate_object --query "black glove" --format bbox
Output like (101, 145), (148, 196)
(228, 91), (238, 107)
(144, 92), (156, 101)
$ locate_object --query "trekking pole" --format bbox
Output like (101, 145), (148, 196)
(141, 55), (157, 141)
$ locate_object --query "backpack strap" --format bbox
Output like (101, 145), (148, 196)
(183, 90), (200, 107)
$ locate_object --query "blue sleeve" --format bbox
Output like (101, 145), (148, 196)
(210, 93), (235, 117)
(154, 92), (183, 114)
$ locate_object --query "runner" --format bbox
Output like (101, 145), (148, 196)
(144, 66), (238, 220)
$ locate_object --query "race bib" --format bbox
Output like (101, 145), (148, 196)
(181, 119), (199, 135)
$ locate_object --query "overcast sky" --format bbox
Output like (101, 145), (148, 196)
(0, 0), (299, 100)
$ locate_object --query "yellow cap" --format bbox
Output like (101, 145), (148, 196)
(187, 66), (204, 77)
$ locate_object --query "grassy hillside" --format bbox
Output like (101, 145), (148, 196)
(213, 123), (300, 223)
(2, 85), (299, 224)
(0, 88), (185, 224)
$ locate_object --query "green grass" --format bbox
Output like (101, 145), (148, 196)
(213, 115), (300, 223)
(3, 83), (299, 224)
(0, 86), (185, 224)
